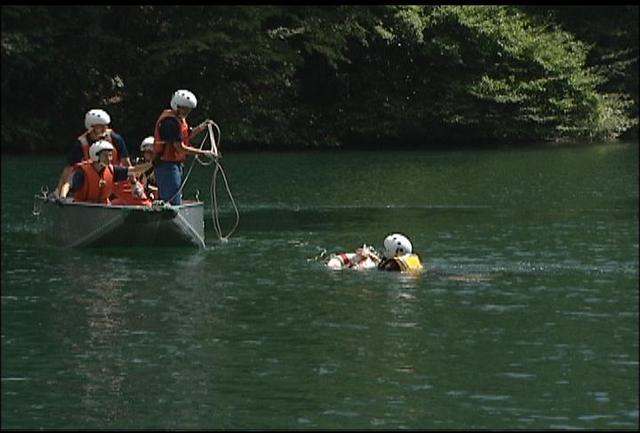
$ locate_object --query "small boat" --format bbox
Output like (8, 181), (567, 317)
(33, 192), (206, 248)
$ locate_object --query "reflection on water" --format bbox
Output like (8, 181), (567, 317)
(75, 279), (127, 421)
(2, 145), (638, 429)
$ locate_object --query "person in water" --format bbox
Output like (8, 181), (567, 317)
(377, 233), (423, 273)
(326, 233), (423, 273)
(326, 244), (382, 271)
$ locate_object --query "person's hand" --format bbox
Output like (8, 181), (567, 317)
(198, 119), (214, 130)
(359, 245), (380, 262)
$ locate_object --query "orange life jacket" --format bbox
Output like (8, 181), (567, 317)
(153, 109), (190, 163)
(77, 129), (122, 165)
(110, 180), (152, 207)
(72, 161), (114, 204)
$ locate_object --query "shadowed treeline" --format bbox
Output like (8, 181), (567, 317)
(1, 5), (637, 154)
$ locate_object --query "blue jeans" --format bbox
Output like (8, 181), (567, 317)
(154, 161), (184, 205)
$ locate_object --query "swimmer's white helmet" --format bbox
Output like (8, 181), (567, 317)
(383, 233), (412, 258)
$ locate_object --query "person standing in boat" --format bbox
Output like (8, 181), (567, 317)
(153, 89), (217, 205)
(58, 140), (152, 204)
(55, 109), (131, 197)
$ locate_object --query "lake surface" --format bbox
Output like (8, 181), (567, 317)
(2, 143), (638, 429)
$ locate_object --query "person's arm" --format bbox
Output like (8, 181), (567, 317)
(357, 246), (381, 264)
(187, 119), (214, 141)
(124, 162), (154, 177)
(176, 141), (216, 157)
(59, 178), (71, 199)
(55, 166), (74, 197)
(187, 120), (219, 157)
(60, 170), (83, 199)
(160, 117), (215, 158)
(112, 165), (152, 192)
(55, 142), (84, 195)
(114, 163), (153, 183)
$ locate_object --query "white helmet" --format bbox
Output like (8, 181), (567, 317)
(383, 233), (413, 258)
(170, 89), (197, 111)
(89, 139), (114, 162)
(84, 109), (111, 130)
(140, 136), (155, 152)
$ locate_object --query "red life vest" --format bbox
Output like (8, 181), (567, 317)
(77, 129), (122, 165)
(111, 178), (129, 203)
(72, 161), (114, 204)
(153, 109), (190, 163)
(110, 180), (152, 207)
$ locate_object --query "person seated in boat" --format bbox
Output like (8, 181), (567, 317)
(133, 136), (158, 201)
(55, 109), (131, 197)
(153, 89), (218, 205)
(58, 140), (153, 205)
(326, 244), (382, 271)
(377, 233), (423, 273)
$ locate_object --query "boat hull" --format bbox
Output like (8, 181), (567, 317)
(33, 197), (206, 248)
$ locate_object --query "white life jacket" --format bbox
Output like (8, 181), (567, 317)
(327, 252), (378, 271)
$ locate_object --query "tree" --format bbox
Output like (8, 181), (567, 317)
(1, 5), (636, 153)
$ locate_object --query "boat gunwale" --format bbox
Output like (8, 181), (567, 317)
(35, 195), (204, 212)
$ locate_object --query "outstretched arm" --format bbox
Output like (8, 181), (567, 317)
(127, 161), (154, 177)
(175, 141), (216, 158)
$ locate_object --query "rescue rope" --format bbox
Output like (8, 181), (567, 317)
(163, 121), (239, 241)
(203, 123), (239, 242)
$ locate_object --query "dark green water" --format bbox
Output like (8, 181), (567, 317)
(2, 143), (638, 429)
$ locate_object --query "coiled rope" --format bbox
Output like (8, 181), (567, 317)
(165, 121), (239, 242)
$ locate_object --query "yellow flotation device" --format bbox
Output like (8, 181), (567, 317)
(393, 253), (423, 273)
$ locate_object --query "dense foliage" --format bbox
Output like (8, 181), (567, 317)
(1, 5), (637, 153)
